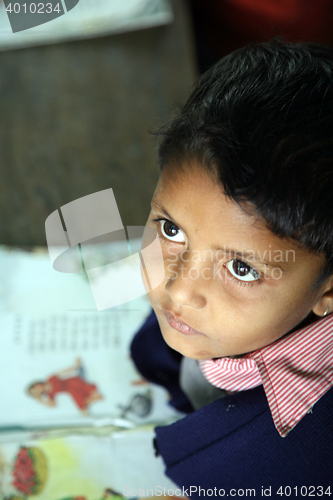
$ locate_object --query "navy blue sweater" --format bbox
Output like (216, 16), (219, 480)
(131, 310), (333, 498)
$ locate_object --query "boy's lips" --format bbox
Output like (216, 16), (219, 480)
(163, 310), (205, 336)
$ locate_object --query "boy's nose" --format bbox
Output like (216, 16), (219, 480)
(164, 252), (207, 310)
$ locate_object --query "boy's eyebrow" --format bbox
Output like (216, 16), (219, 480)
(150, 201), (178, 225)
(151, 200), (286, 271)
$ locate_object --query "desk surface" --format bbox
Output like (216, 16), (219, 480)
(0, 0), (197, 245)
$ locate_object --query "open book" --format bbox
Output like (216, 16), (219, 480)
(0, 425), (181, 498)
(0, 244), (183, 497)
(0, 244), (182, 429)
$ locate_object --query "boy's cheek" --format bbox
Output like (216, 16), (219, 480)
(139, 263), (150, 294)
(145, 280), (166, 309)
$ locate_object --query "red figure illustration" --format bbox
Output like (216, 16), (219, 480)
(27, 358), (103, 414)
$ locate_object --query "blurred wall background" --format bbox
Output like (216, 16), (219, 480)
(0, 0), (197, 245)
(189, 0), (333, 73)
(3, 0), (332, 247)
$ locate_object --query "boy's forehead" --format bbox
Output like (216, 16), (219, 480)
(154, 164), (261, 232)
(158, 161), (220, 189)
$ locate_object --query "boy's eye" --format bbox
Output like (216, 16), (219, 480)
(160, 220), (185, 243)
(224, 259), (260, 282)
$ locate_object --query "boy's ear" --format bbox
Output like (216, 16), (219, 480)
(312, 276), (333, 317)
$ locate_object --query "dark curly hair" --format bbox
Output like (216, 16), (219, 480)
(155, 38), (333, 285)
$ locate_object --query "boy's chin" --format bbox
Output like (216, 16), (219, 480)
(159, 327), (216, 360)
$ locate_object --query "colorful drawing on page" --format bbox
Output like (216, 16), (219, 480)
(10, 445), (48, 497)
(118, 390), (152, 419)
(26, 358), (103, 414)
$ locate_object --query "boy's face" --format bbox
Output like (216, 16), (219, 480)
(144, 162), (329, 359)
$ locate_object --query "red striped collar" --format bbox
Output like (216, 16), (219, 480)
(199, 314), (333, 437)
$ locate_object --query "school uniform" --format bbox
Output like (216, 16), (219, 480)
(130, 310), (333, 498)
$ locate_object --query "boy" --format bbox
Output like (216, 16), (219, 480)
(131, 39), (333, 495)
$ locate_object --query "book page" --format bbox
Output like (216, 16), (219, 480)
(0, 245), (182, 429)
(0, 426), (180, 497)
